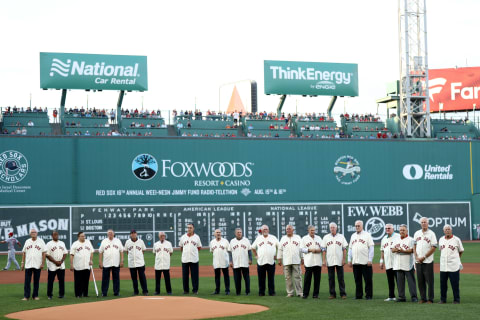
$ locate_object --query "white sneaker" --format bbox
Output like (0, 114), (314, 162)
(384, 297), (396, 301)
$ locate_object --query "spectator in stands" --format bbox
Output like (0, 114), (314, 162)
(27, 120), (34, 126)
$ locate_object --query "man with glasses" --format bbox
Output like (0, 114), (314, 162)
(348, 220), (374, 300)
(380, 224), (400, 301)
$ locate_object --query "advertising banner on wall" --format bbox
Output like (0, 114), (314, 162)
(428, 67), (480, 112)
(40, 52), (148, 91)
(264, 60), (359, 96)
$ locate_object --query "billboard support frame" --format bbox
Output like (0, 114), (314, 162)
(276, 95), (287, 117)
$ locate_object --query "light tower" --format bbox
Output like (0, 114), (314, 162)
(398, 0), (431, 137)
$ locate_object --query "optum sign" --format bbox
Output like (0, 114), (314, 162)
(40, 52), (148, 91)
(264, 60), (359, 96)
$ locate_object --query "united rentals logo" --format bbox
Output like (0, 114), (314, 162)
(132, 154), (158, 181)
(0, 150), (28, 184)
(334, 155), (361, 185)
(49, 58), (139, 78)
(402, 164), (453, 180)
(365, 217), (386, 241)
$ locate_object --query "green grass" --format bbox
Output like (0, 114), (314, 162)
(1, 243), (479, 320)
(2, 243), (480, 270)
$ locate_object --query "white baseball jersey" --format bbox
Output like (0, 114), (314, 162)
(22, 238), (46, 269)
(322, 233), (348, 267)
(413, 229), (438, 263)
(45, 240), (67, 271)
(278, 235), (302, 265)
(229, 237), (251, 268)
(70, 240), (94, 270)
(179, 233), (202, 263)
(301, 234), (322, 267)
(391, 236), (415, 271)
(252, 234), (279, 266)
(349, 231), (374, 265)
(124, 238), (146, 268)
(380, 233), (400, 270)
(439, 235), (464, 272)
(99, 238), (123, 268)
(210, 238), (230, 269)
(153, 240), (173, 270)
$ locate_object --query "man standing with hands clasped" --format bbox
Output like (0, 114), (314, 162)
(209, 229), (230, 295)
(99, 229), (124, 297)
(179, 223), (202, 294)
(438, 225), (464, 304)
(70, 231), (93, 298)
(413, 217), (437, 304)
(252, 225), (279, 296)
(21, 229), (46, 301)
(229, 228), (252, 296)
(380, 224), (400, 302)
(322, 222), (348, 299)
(153, 232), (173, 295)
(125, 230), (148, 296)
(301, 225), (322, 299)
(45, 231), (67, 299)
(348, 220), (374, 300)
(278, 225), (303, 297)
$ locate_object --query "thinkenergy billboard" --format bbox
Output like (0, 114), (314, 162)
(264, 60), (359, 96)
(40, 52), (148, 91)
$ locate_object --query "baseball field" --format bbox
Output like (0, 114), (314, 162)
(0, 243), (479, 320)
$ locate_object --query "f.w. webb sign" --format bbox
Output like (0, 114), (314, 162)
(40, 52), (148, 91)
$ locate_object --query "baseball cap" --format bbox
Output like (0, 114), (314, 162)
(130, 229), (137, 234)
(8, 232), (14, 237)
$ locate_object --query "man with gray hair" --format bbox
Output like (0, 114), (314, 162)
(301, 225), (322, 299)
(322, 222), (348, 299)
(348, 220), (374, 300)
(209, 229), (230, 295)
(438, 225), (464, 304)
(153, 232), (173, 295)
(391, 224), (418, 302)
(413, 217), (437, 303)
(380, 223), (400, 301)
(278, 225), (303, 297)
(252, 225), (279, 296)
(229, 228), (252, 295)
(99, 229), (124, 297)
(21, 229), (46, 300)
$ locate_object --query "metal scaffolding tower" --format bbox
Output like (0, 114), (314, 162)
(398, 0), (431, 137)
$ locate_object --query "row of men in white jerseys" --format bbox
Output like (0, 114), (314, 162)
(18, 219), (464, 304)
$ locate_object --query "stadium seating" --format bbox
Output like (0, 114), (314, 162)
(2, 112), (52, 135)
(122, 127), (169, 137)
(431, 119), (480, 139)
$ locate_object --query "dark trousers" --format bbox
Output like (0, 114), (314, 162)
(182, 262), (199, 293)
(327, 265), (346, 297)
(416, 262), (434, 302)
(303, 266), (321, 297)
(74, 269), (90, 297)
(257, 263), (275, 295)
(155, 269), (172, 294)
(352, 264), (373, 299)
(233, 267), (250, 295)
(47, 269), (65, 297)
(214, 268), (230, 293)
(440, 271), (460, 303)
(101, 266), (120, 296)
(24, 268), (41, 299)
(129, 266), (148, 294)
(386, 268), (397, 298)
(396, 268), (417, 301)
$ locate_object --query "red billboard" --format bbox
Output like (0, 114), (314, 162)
(428, 67), (480, 112)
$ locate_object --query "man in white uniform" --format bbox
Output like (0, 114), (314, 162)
(45, 231), (67, 299)
(348, 220), (374, 300)
(391, 224), (418, 302)
(99, 229), (124, 297)
(70, 231), (93, 298)
(153, 231), (173, 295)
(209, 229), (230, 295)
(125, 230), (148, 295)
(1, 232), (21, 270)
(179, 223), (202, 294)
(438, 224), (464, 304)
(413, 217), (437, 304)
(252, 225), (279, 296)
(301, 225), (322, 299)
(229, 228), (252, 295)
(278, 225), (303, 297)
(21, 229), (46, 300)
(380, 224), (400, 301)
(322, 222), (348, 299)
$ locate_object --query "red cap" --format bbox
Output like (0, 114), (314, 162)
(8, 232), (14, 237)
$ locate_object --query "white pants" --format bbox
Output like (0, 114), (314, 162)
(5, 250), (20, 270)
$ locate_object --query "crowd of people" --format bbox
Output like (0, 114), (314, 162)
(65, 121), (110, 128)
(341, 113), (381, 122)
(66, 108), (115, 120)
(129, 122), (167, 129)
(9, 219), (464, 305)
(2, 106), (47, 114)
(121, 109), (163, 119)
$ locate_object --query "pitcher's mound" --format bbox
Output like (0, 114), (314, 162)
(6, 296), (268, 320)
